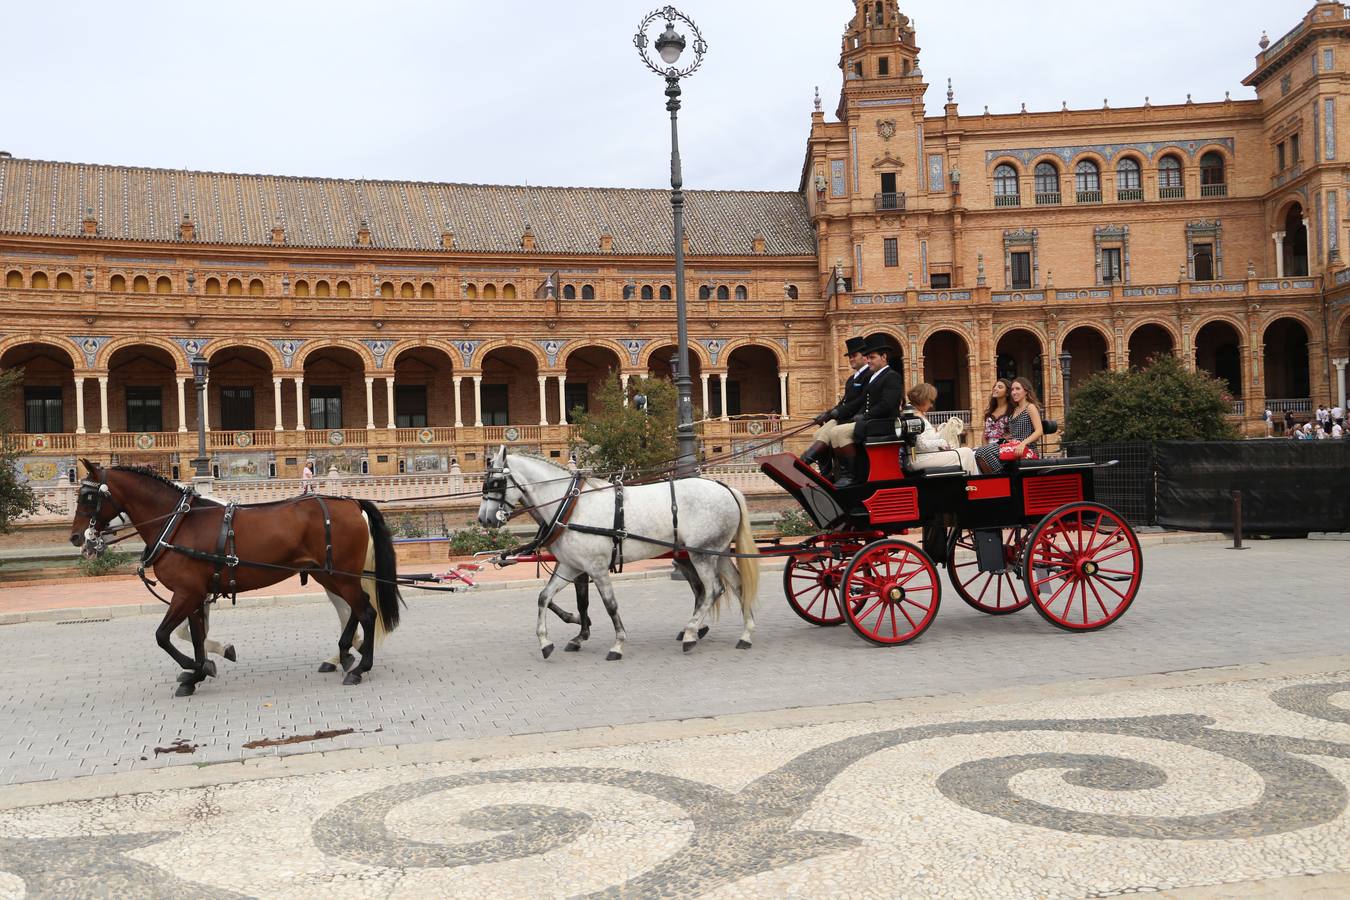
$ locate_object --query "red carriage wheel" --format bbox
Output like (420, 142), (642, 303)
(1021, 502), (1143, 632)
(945, 527), (1032, 616)
(783, 550), (849, 627)
(840, 540), (941, 646)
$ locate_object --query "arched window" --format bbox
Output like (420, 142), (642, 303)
(1158, 155), (1183, 197)
(315, 280), (331, 297)
(1034, 162), (1060, 204)
(248, 279), (265, 296)
(133, 275), (151, 293)
(465, 284), (478, 299)
(4, 271), (21, 288)
(400, 282), (415, 299)
(581, 284), (594, 300)
(563, 284), (577, 300)
(336, 280), (352, 297)
(31, 272), (49, 289)
(420, 282), (435, 299)
(734, 285), (748, 300)
(226, 278), (243, 296)
(786, 284), (799, 300)
(482, 284), (497, 300)
(640, 285), (654, 300)
(154, 276), (171, 293)
(1074, 160), (1101, 201)
(716, 285), (729, 300)
(203, 277), (219, 295)
(698, 285), (712, 300)
(1116, 158), (1142, 200)
(502, 283), (517, 299)
(56, 272), (74, 290)
(1200, 151), (1227, 196)
(993, 164), (1020, 206)
(380, 282), (395, 298)
(294, 279), (310, 297)
(660, 285), (672, 300)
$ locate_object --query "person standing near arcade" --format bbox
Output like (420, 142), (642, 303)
(816, 335), (905, 487)
(802, 336), (869, 476)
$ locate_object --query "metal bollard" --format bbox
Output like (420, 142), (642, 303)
(1230, 489), (1245, 550)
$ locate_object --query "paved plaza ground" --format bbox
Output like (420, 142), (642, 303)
(0, 539), (1347, 896)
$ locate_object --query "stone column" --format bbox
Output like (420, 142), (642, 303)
(74, 377), (88, 434)
(556, 375), (568, 426)
(175, 378), (188, 433)
(201, 377), (211, 432)
(364, 377), (375, 430)
(620, 373), (631, 406)
(294, 377), (306, 430)
(473, 376), (483, 427)
(537, 376), (549, 426)
(272, 378), (284, 431)
(719, 374), (730, 422)
(1333, 358), (1348, 410)
(452, 376), (464, 427)
(778, 373), (789, 418)
(97, 376), (110, 434)
(700, 373), (710, 418)
(1274, 232), (1286, 278)
(385, 377), (396, 429)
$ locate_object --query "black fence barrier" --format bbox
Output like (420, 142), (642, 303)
(1155, 441), (1350, 535)
(1062, 441), (1156, 526)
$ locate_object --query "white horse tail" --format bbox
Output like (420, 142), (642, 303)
(729, 487), (759, 616)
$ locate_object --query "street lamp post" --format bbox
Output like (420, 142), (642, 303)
(635, 6), (707, 476)
(1058, 350), (1073, 419)
(190, 353), (210, 477)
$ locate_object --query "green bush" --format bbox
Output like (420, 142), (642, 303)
(448, 524), (518, 556)
(774, 509), (817, 537)
(78, 549), (134, 578)
(1065, 354), (1240, 443)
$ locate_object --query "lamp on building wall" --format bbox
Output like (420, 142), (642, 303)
(1058, 350), (1073, 417)
(190, 353), (210, 478)
(634, 6), (708, 476)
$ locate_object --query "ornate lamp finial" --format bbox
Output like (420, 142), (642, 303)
(946, 78), (954, 103)
(1259, 31), (1270, 50)
(814, 85), (822, 112)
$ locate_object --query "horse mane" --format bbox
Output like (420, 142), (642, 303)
(506, 451), (610, 490)
(112, 465), (187, 495)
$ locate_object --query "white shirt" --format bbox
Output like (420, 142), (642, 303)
(1333, 407), (1344, 420)
(1316, 408), (1329, 423)
(914, 414), (950, 453)
(867, 364), (891, 384)
(1334, 424), (1344, 438)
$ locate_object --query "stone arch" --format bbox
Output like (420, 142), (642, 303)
(387, 338), (465, 370)
(987, 155), (1024, 175)
(1332, 307), (1350, 351)
(561, 339), (631, 371)
(1068, 150), (1109, 171)
(468, 339), (546, 374)
(1058, 320), (1112, 347)
(993, 322), (1049, 345)
(716, 338), (787, 369)
(918, 323), (977, 350)
(96, 335), (190, 373)
(1259, 309), (1320, 339)
(638, 340), (712, 370)
(0, 334), (81, 369)
(1191, 312), (1248, 340)
(1191, 142), (1235, 170)
(920, 328), (972, 412)
(293, 339), (376, 372)
(206, 337), (285, 371)
(1124, 318), (1182, 349)
(1271, 194), (1310, 231)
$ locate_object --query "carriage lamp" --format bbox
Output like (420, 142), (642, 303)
(634, 5), (708, 476)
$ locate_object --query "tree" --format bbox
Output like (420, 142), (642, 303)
(1065, 353), (1240, 443)
(570, 374), (678, 476)
(0, 368), (39, 533)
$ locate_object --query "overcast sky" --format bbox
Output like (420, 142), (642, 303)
(2, 0), (1306, 191)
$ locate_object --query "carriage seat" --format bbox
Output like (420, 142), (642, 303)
(905, 464), (965, 477)
(1019, 456), (1094, 470)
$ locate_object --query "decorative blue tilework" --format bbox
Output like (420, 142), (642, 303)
(1326, 99), (1337, 161)
(985, 137), (1235, 168)
(362, 339), (391, 369)
(456, 340), (482, 368)
(271, 339), (305, 369)
(623, 339), (651, 367)
(928, 155), (944, 193)
(70, 336), (111, 368)
(534, 339), (569, 368)
(172, 337), (213, 363)
(700, 339), (725, 366)
(830, 160), (846, 198)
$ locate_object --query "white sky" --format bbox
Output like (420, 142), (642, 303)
(1, 0), (1307, 190)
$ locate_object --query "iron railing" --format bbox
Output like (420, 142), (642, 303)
(874, 192), (907, 211)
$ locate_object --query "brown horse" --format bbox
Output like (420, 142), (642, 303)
(69, 460), (402, 696)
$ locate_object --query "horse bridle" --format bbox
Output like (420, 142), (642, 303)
(76, 476), (129, 553)
(482, 462), (528, 524)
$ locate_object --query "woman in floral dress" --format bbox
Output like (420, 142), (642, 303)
(982, 378), (1014, 445)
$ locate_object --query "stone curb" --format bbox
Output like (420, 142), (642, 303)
(0, 651), (1344, 812)
(0, 559), (793, 627)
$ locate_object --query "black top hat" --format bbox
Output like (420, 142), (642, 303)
(859, 335), (898, 357)
(844, 336), (867, 356)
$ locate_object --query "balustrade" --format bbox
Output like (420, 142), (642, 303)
(1265, 398), (1313, 413)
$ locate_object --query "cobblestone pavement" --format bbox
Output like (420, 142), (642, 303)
(1, 661), (1349, 898)
(0, 540), (1345, 788)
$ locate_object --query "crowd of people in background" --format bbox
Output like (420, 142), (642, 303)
(1265, 405), (1346, 440)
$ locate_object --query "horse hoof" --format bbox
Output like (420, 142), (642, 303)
(340, 653), (356, 671)
(176, 671), (195, 684)
(682, 641), (697, 653)
(175, 681), (197, 697)
(699, 626), (710, 639)
(223, 645), (237, 662)
(202, 660), (217, 678)
(606, 651), (622, 662)
(317, 662), (338, 673)
(565, 642), (582, 652)
(736, 640), (752, 650)
(541, 644), (554, 660)
(343, 672), (363, 686)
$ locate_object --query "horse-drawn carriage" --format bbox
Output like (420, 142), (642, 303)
(758, 408), (1143, 646)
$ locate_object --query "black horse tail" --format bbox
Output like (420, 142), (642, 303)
(357, 499), (403, 635)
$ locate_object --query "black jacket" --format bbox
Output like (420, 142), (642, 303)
(839, 366), (905, 425)
(823, 367), (869, 422)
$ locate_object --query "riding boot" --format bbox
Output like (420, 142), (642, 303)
(801, 441), (830, 470)
(832, 445), (859, 488)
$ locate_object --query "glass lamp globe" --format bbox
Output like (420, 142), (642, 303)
(656, 23), (686, 64)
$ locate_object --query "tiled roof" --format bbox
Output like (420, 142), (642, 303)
(0, 156), (816, 257)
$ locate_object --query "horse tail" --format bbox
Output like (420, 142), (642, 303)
(357, 499), (403, 637)
(729, 487), (759, 617)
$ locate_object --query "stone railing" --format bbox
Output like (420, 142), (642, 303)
(1266, 398), (1313, 414)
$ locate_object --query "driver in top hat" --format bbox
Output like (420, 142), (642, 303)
(813, 335), (904, 487)
(802, 336), (869, 476)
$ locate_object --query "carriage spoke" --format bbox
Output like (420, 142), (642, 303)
(1088, 546), (1135, 566)
(1084, 526), (1124, 558)
(1093, 575), (1130, 602)
(887, 604), (901, 638)
(1033, 568), (1071, 588)
(1086, 577), (1113, 619)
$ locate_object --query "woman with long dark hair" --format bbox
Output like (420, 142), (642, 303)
(975, 377), (1044, 473)
(983, 378), (1014, 445)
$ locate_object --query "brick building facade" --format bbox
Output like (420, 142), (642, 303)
(3, 0), (1349, 484)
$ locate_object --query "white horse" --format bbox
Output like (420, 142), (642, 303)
(477, 448), (760, 660)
